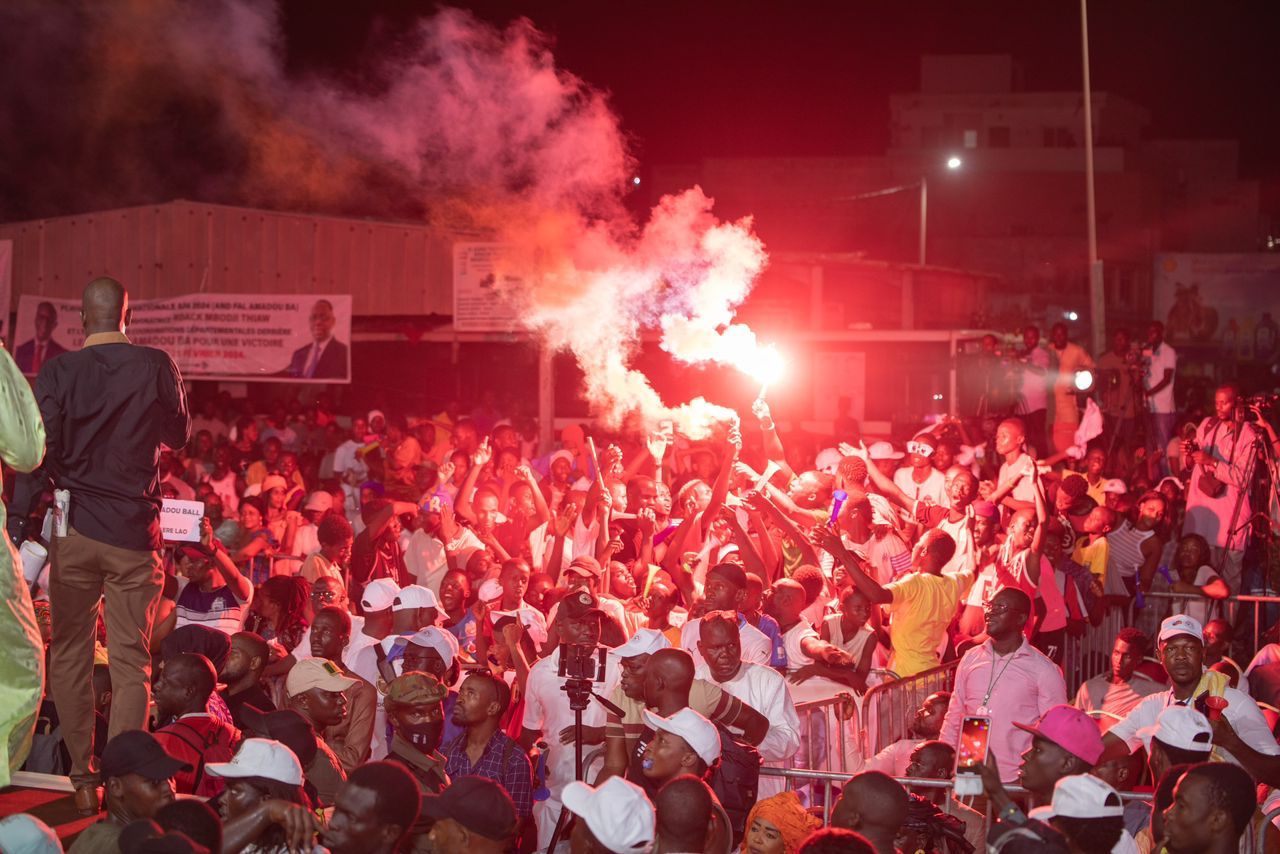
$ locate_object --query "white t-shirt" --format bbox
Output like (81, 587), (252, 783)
(893, 467), (947, 506)
(998, 453), (1037, 505)
(1144, 343), (1177, 414)
(1018, 346), (1052, 413)
(695, 661), (801, 762)
(1108, 683), (1280, 766)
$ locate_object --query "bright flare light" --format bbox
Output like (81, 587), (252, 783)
(744, 344), (786, 399)
(946, 156), (963, 170)
(1074, 370), (1094, 392)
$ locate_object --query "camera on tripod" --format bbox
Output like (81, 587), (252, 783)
(558, 642), (608, 711)
(1241, 393), (1280, 423)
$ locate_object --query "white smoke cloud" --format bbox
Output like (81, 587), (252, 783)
(45, 1), (775, 437)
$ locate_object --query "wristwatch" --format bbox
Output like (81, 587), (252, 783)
(999, 803), (1027, 826)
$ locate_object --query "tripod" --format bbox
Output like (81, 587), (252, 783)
(545, 646), (624, 854)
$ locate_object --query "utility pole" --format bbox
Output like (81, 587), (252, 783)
(1082, 0), (1106, 355)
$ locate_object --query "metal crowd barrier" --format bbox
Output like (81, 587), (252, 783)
(858, 661), (958, 758)
(759, 766), (1152, 830)
(1064, 590), (1280, 691)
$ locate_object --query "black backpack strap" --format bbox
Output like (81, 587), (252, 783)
(373, 643), (398, 686)
(164, 721), (215, 793)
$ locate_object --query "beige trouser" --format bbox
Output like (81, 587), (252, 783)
(49, 526), (163, 787)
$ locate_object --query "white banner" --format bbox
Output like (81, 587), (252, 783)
(13, 293), (352, 382)
(453, 243), (523, 332)
(0, 240), (11, 344)
(161, 499), (205, 543)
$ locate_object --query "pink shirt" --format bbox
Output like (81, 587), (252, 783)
(939, 638), (1067, 782)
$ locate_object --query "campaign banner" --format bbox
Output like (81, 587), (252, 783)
(1154, 253), (1280, 360)
(161, 499), (205, 543)
(13, 293), (352, 382)
(453, 243), (524, 332)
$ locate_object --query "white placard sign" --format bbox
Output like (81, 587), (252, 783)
(161, 499), (206, 543)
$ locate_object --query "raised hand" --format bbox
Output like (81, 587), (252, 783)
(552, 501), (579, 537)
(514, 464), (535, 483)
(646, 431), (669, 464)
(751, 397), (772, 423)
(637, 507), (657, 537)
(438, 459), (456, 484)
(809, 520), (845, 556)
(602, 444), (624, 479)
(471, 437), (493, 468)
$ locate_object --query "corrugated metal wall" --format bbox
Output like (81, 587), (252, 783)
(0, 200), (460, 316)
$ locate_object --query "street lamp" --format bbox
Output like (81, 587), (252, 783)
(835, 155), (963, 266)
(920, 155), (963, 266)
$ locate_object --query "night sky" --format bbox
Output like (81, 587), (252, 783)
(2, 1), (1277, 221)
(283, 1), (1280, 199)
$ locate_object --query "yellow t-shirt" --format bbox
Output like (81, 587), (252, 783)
(1072, 536), (1110, 586)
(884, 571), (973, 677)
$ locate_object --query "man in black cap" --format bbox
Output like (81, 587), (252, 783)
(520, 587), (620, 851)
(423, 775), (519, 854)
(68, 730), (187, 854)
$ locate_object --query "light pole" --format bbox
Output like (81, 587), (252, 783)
(919, 156), (965, 266)
(837, 155), (963, 267)
(1081, 0), (1105, 355)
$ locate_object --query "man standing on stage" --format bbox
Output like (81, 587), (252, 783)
(35, 277), (189, 815)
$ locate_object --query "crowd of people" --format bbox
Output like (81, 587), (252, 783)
(3, 281), (1280, 854)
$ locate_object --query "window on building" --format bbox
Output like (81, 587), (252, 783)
(988, 126), (1011, 148)
(1042, 127), (1075, 148)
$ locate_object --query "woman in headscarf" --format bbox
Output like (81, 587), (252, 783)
(741, 791), (821, 854)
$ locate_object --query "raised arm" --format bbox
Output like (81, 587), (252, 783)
(752, 398), (796, 483)
(700, 426), (740, 539)
(454, 438), (493, 525)
(810, 521), (891, 606)
(843, 442), (913, 510)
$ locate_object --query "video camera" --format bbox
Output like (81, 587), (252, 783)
(1241, 394), (1280, 423)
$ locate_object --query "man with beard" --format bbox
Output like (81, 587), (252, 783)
(1099, 615), (1280, 787)
(939, 588), (1066, 783)
(865, 692), (952, 776)
(444, 670), (534, 830)
(383, 671), (450, 795)
(695, 611), (801, 764)
(309, 606), (377, 772)
(219, 631), (274, 730)
(67, 732), (185, 854)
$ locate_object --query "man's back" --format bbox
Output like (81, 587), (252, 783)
(36, 335), (188, 550)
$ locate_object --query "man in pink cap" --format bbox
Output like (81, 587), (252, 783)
(1011, 705), (1105, 808)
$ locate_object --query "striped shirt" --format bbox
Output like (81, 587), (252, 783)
(174, 577), (252, 635)
(444, 729), (534, 818)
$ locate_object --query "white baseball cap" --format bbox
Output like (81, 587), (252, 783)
(1159, 614), (1203, 644)
(1138, 705), (1214, 754)
(207, 737), (303, 786)
(814, 448), (842, 475)
(361, 578), (400, 613)
(1029, 773), (1124, 820)
(477, 578), (504, 603)
(562, 776), (655, 853)
(394, 584), (438, 611)
(1102, 478), (1128, 495)
(868, 441), (904, 461)
(642, 707), (721, 766)
(397, 626), (460, 669)
(610, 629), (671, 660)
(304, 491), (334, 512)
